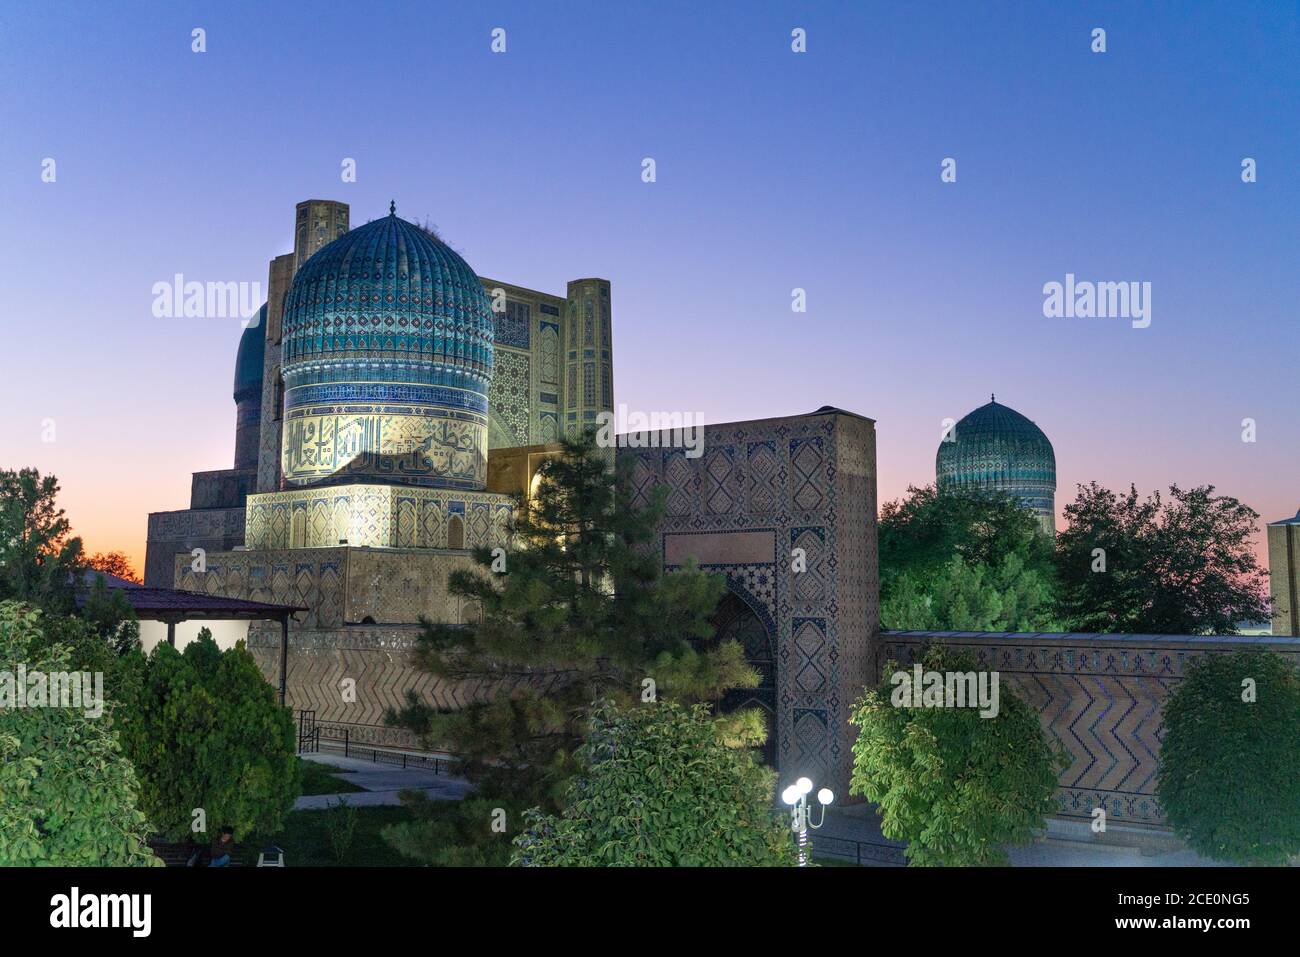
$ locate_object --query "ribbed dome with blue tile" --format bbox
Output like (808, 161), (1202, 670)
(936, 397), (1056, 533)
(232, 303), (267, 471)
(233, 305), (266, 401)
(279, 207), (494, 490)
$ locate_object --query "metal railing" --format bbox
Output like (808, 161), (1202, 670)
(810, 833), (907, 867)
(297, 710), (456, 774)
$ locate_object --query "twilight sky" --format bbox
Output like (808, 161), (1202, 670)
(1, 1), (1296, 575)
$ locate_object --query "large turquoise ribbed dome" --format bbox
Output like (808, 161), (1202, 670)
(936, 398), (1056, 531)
(279, 209), (494, 490)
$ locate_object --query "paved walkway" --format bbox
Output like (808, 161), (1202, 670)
(819, 803), (1225, 867)
(295, 756), (1227, 866)
(293, 752), (473, 810)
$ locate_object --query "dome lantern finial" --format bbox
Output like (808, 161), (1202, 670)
(389, 200), (396, 216)
(990, 392), (996, 403)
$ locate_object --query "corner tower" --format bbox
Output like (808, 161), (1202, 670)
(565, 278), (614, 437)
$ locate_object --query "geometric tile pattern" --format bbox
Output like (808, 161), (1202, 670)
(876, 631), (1300, 826)
(143, 506), (247, 586)
(176, 547), (492, 630)
(245, 484), (513, 551)
(488, 347), (531, 447)
(620, 409), (879, 798)
(243, 624), (572, 749)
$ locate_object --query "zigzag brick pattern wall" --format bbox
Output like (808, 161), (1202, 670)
(877, 631), (1300, 826)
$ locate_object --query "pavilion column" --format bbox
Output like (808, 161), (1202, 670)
(166, 620), (176, 647)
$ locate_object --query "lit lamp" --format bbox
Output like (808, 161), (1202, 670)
(782, 776), (833, 866)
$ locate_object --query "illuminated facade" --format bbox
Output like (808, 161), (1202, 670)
(142, 196), (876, 798)
(145, 199), (616, 580)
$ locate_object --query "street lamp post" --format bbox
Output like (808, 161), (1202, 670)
(782, 776), (834, 866)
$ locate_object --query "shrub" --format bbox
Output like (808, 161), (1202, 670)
(128, 631), (299, 842)
(0, 601), (158, 865)
(849, 646), (1063, 866)
(1157, 648), (1300, 865)
(512, 701), (795, 866)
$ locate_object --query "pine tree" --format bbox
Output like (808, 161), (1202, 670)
(387, 432), (759, 812)
(0, 468), (86, 614)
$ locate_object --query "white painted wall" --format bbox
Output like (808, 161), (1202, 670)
(138, 619), (252, 654)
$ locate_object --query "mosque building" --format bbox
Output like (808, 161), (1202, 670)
(935, 396), (1057, 534)
(145, 198), (876, 797)
(140, 196), (1297, 825)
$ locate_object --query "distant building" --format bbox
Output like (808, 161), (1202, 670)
(1268, 509), (1300, 636)
(935, 396), (1057, 534)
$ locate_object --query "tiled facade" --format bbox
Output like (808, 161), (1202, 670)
(145, 199), (613, 585)
(243, 485), (513, 552)
(139, 194), (1296, 836)
(618, 408), (879, 799)
(479, 277), (608, 449)
(876, 631), (1300, 826)
(174, 546), (497, 630)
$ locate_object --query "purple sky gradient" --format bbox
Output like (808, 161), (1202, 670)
(1, 1), (1296, 575)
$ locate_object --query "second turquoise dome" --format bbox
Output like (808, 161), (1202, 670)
(936, 398), (1056, 532)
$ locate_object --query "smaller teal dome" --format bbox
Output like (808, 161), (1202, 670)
(234, 304), (267, 401)
(936, 397), (1056, 531)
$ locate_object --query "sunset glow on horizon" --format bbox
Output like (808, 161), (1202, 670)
(3, 1), (1295, 583)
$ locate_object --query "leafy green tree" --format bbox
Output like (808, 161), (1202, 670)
(512, 701), (795, 866)
(1157, 649), (1300, 865)
(849, 646), (1063, 866)
(26, 591), (146, 747)
(0, 469), (85, 613)
(128, 631), (299, 842)
(388, 432), (757, 812)
(883, 554), (1061, 632)
(78, 574), (141, 655)
(0, 601), (159, 865)
(1055, 483), (1268, 634)
(878, 485), (1056, 631)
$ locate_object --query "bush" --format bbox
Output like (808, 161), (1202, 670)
(1157, 648), (1300, 865)
(127, 631), (299, 842)
(325, 796), (359, 863)
(849, 646), (1063, 866)
(511, 701), (795, 866)
(0, 601), (158, 865)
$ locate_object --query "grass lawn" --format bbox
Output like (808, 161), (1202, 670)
(297, 757), (366, 796)
(259, 804), (415, 866)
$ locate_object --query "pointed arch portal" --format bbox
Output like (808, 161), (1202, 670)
(709, 591), (777, 767)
